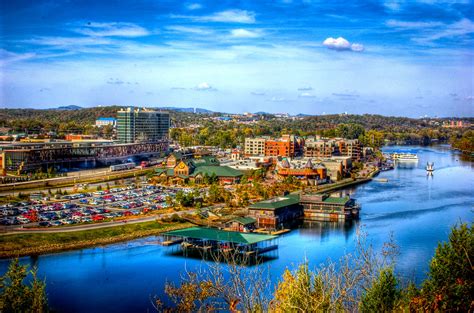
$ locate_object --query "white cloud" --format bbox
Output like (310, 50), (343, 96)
(166, 25), (213, 35)
(423, 18), (474, 41)
(73, 22), (150, 37)
(26, 36), (113, 47)
(332, 92), (360, 98)
(383, 1), (401, 11)
(350, 43), (365, 52)
(268, 97), (286, 102)
(299, 92), (315, 98)
(0, 49), (36, 65)
(194, 82), (216, 91)
(323, 37), (364, 52)
(230, 29), (261, 38)
(174, 9), (256, 23)
(386, 19), (444, 28)
(186, 3), (202, 10)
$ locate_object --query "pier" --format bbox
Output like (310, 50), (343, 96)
(162, 227), (278, 261)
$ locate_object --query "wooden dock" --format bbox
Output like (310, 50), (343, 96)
(254, 228), (291, 235)
(161, 238), (183, 246)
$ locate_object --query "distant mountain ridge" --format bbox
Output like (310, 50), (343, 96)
(159, 107), (214, 114)
(51, 105), (83, 110)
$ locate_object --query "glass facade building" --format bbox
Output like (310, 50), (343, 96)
(117, 108), (170, 143)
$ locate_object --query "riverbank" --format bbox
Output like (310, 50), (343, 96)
(0, 221), (191, 259)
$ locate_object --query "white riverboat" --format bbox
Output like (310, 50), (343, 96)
(426, 162), (434, 172)
(391, 153), (419, 162)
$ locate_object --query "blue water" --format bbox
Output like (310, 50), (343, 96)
(1, 145), (472, 312)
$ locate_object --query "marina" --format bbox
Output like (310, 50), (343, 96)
(0, 146), (472, 313)
(162, 226), (278, 262)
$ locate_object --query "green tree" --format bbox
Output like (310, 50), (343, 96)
(360, 268), (400, 313)
(419, 223), (473, 312)
(0, 259), (48, 313)
(273, 263), (331, 312)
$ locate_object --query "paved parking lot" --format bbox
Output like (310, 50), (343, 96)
(0, 185), (199, 230)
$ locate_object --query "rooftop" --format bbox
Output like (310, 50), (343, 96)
(249, 194), (300, 210)
(231, 217), (257, 225)
(163, 226), (276, 244)
(323, 196), (350, 205)
(191, 165), (243, 177)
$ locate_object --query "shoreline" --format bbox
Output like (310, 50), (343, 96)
(0, 172), (379, 259)
(0, 221), (191, 259)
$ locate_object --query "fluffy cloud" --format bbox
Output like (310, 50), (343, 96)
(323, 37), (364, 52)
(194, 82), (217, 91)
(230, 29), (261, 38)
(186, 3), (202, 10)
(350, 43), (364, 52)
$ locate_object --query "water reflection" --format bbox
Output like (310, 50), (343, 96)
(299, 219), (358, 242)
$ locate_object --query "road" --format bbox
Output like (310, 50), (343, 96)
(0, 160), (165, 196)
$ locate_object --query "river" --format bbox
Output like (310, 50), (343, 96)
(1, 145), (472, 312)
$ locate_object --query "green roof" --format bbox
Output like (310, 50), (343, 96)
(155, 168), (175, 176)
(191, 166), (243, 178)
(231, 217), (257, 225)
(190, 156), (220, 167)
(164, 226), (276, 245)
(249, 194), (300, 210)
(323, 196), (350, 205)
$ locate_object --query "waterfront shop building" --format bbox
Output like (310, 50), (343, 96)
(244, 135), (303, 158)
(304, 137), (339, 158)
(117, 107), (170, 144)
(337, 139), (361, 160)
(276, 158), (328, 185)
(299, 193), (360, 221)
(318, 159), (344, 181)
(226, 217), (257, 232)
(247, 193), (360, 228)
(248, 194), (302, 229)
(155, 155), (243, 185)
(303, 137), (361, 161)
(264, 135), (303, 158)
(244, 137), (266, 157)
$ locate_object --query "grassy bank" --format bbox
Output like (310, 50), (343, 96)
(0, 221), (191, 259)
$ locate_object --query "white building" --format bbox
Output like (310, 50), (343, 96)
(95, 117), (117, 127)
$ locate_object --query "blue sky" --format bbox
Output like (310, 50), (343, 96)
(1, 0), (473, 117)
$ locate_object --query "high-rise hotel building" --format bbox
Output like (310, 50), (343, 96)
(117, 108), (170, 143)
